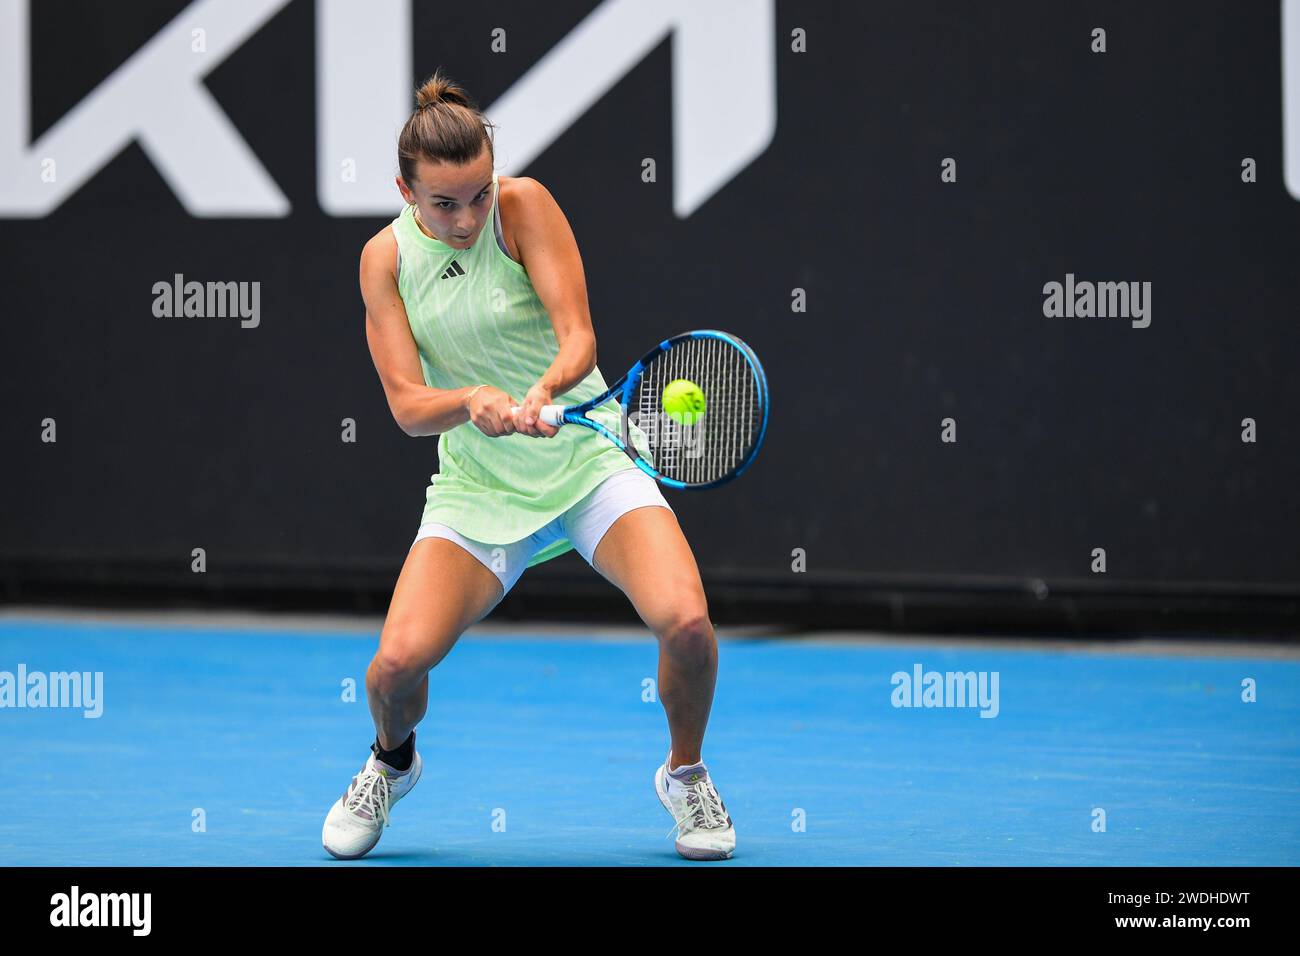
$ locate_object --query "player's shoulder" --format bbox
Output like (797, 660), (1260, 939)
(498, 175), (556, 223)
(360, 223), (398, 274)
(499, 175), (546, 200)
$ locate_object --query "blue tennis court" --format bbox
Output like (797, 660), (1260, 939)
(1, 614), (1295, 866)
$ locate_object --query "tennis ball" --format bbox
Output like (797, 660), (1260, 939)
(662, 379), (706, 425)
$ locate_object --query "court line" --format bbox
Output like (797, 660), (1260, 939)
(0, 605), (1296, 658)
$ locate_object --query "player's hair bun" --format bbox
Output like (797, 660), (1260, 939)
(415, 69), (472, 110)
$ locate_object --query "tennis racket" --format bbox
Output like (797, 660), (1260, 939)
(509, 329), (769, 490)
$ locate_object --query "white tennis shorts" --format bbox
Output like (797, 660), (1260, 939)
(410, 468), (673, 597)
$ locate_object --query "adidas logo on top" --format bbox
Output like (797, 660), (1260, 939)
(440, 260), (465, 279)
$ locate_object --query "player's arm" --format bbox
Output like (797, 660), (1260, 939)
(361, 228), (515, 437)
(509, 178), (597, 435)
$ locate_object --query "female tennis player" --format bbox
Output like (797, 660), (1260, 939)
(322, 70), (734, 861)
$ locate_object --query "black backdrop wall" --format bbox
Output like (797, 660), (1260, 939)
(2, 1), (1298, 630)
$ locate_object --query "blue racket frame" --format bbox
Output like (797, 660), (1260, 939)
(554, 329), (769, 490)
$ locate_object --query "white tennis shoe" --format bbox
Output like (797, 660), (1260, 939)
(655, 753), (735, 860)
(322, 745), (422, 860)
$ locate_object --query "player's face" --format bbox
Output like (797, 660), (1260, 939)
(402, 148), (494, 249)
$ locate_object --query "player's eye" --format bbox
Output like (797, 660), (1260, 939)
(437, 190), (486, 210)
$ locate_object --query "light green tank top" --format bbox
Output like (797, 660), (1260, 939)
(391, 171), (653, 567)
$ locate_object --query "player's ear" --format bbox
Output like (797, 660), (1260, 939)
(396, 176), (414, 203)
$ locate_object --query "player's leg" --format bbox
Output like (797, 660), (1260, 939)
(367, 534), (507, 751)
(323, 529), (519, 860)
(589, 503), (716, 766)
(564, 469), (734, 859)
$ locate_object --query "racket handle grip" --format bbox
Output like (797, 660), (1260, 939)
(508, 404), (565, 426)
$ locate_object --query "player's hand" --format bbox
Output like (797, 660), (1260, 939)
(467, 385), (519, 438)
(513, 382), (560, 438)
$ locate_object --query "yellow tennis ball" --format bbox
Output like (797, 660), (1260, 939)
(662, 379), (706, 425)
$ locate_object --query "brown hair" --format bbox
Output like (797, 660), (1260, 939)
(398, 69), (497, 186)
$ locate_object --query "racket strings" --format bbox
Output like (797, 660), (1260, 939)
(632, 337), (762, 485)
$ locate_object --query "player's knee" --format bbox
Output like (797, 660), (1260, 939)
(367, 645), (424, 697)
(659, 606), (714, 658)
